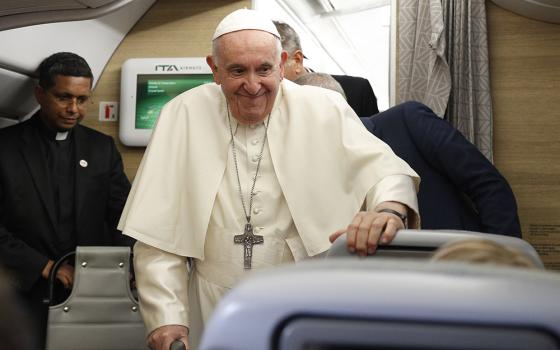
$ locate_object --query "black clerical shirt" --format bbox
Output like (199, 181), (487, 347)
(34, 118), (76, 255)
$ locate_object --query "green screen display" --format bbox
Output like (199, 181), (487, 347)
(135, 74), (214, 129)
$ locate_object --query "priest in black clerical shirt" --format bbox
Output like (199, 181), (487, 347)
(0, 52), (133, 348)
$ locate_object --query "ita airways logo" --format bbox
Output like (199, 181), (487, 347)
(99, 102), (119, 121)
(154, 64), (204, 72)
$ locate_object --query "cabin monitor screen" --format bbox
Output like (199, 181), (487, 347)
(135, 74), (213, 129)
(120, 57), (213, 146)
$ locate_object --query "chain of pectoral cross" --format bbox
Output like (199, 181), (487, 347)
(227, 106), (271, 269)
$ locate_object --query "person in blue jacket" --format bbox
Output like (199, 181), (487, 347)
(295, 72), (521, 237)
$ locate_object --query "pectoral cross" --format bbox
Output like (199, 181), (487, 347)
(234, 223), (264, 269)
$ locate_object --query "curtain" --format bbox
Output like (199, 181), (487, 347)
(398, 0), (493, 160)
(442, 0), (493, 160)
(398, 0), (451, 118)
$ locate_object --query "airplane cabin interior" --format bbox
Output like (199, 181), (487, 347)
(0, 0), (559, 349)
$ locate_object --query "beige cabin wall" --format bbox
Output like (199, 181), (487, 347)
(82, 0), (250, 180)
(488, 2), (560, 269)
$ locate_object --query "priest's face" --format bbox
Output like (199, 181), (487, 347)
(207, 30), (288, 125)
(34, 75), (91, 131)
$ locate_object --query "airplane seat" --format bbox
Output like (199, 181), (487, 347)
(199, 258), (560, 350)
(326, 229), (544, 269)
(46, 246), (148, 350)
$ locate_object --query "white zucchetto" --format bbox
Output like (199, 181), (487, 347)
(212, 8), (280, 40)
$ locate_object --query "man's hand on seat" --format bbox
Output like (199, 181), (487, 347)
(41, 260), (75, 288)
(330, 201), (407, 256)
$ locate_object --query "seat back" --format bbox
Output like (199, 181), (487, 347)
(326, 229), (544, 268)
(46, 246), (148, 350)
(199, 259), (560, 350)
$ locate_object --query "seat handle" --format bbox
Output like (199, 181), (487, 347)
(170, 340), (186, 350)
(43, 251), (75, 306)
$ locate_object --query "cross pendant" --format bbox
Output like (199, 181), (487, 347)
(234, 223), (264, 269)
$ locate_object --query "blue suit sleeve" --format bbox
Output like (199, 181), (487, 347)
(402, 102), (521, 237)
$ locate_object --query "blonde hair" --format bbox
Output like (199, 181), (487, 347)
(431, 239), (537, 269)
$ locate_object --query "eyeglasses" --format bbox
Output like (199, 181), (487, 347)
(47, 90), (92, 108)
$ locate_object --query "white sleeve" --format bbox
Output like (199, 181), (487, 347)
(365, 175), (420, 228)
(133, 241), (190, 335)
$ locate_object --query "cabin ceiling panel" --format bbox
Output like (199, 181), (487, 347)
(0, 0), (155, 122)
(0, 1), (84, 16)
(0, 0), (135, 31)
(77, 0), (121, 8)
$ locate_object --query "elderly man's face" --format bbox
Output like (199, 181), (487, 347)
(283, 60), (299, 81)
(207, 30), (287, 125)
(283, 52), (304, 81)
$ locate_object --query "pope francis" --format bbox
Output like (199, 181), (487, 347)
(118, 8), (420, 350)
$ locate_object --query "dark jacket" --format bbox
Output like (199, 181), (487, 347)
(332, 74), (379, 117)
(0, 115), (132, 301)
(361, 101), (521, 237)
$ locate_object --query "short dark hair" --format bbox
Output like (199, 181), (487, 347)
(273, 21), (302, 55)
(37, 52), (93, 89)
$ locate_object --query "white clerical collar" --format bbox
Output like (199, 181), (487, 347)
(55, 131), (69, 141)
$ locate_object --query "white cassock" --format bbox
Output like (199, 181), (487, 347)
(118, 79), (420, 348)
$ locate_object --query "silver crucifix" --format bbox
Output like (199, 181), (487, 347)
(234, 223), (264, 269)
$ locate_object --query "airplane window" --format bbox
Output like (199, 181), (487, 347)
(253, 0), (394, 111)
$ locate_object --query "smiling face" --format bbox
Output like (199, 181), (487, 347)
(34, 75), (92, 131)
(207, 30), (287, 125)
